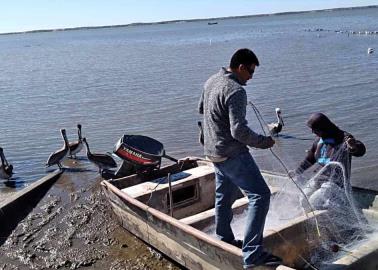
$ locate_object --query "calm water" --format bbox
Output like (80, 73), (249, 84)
(0, 7), (378, 196)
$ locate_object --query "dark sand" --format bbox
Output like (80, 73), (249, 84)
(0, 158), (183, 270)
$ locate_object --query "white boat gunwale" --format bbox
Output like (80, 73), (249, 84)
(102, 179), (245, 270)
(102, 157), (378, 270)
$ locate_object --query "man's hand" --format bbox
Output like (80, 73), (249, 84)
(260, 136), (275, 149)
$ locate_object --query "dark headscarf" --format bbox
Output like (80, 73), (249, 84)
(307, 113), (344, 142)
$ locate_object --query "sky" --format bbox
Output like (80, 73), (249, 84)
(1, 0), (378, 34)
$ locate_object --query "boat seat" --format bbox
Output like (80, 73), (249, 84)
(181, 186), (280, 230)
(122, 164), (215, 198)
(121, 164), (218, 218)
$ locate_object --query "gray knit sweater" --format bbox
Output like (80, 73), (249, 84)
(198, 68), (272, 158)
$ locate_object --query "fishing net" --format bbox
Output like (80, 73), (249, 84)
(201, 103), (375, 268)
(232, 103), (374, 268)
(289, 144), (372, 268)
(201, 143), (373, 268)
(249, 103), (372, 258)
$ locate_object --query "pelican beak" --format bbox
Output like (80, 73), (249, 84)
(279, 115), (284, 126)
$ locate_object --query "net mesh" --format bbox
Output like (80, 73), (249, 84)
(292, 145), (371, 268)
(202, 143), (374, 269)
(202, 104), (376, 268)
(246, 102), (375, 267)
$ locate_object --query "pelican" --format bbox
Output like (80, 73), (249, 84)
(197, 121), (204, 145)
(82, 138), (117, 173)
(69, 124), (84, 158)
(268, 108), (284, 136)
(46, 129), (69, 169)
(368, 48), (374, 54)
(0, 147), (13, 179)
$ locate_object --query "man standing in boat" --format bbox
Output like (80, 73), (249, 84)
(198, 48), (282, 268)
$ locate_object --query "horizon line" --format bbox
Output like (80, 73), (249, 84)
(1, 5), (377, 36)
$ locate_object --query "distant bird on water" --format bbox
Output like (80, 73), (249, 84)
(69, 124), (84, 159)
(46, 129), (69, 169)
(0, 147), (13, 179)
(268, 108), (284, 136)
(82, 137), (117, 173)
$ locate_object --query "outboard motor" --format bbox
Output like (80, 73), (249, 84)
(102, 135), (177, 179)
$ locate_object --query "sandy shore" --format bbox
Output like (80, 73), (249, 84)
(0, 159), (182, 270)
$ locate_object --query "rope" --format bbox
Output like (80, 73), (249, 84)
(144, 175), (167, 245)
(146, 176), (169, 207)
(145, 158), (191, 206)
(248, 101), (321, 237)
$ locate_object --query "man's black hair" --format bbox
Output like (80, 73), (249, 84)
(229, 48), (260, 69)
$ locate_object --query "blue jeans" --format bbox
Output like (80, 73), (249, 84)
(213, 151), (271, 268)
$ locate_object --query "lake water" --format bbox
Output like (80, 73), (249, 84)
(1, 6), (378, 196)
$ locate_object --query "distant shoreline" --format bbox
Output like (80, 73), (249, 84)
(1, 5), (377, 36)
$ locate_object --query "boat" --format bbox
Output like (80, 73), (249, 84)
(101, 157), (378, 270)
(0, 170), (63, 245)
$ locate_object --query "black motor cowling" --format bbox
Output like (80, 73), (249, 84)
(102, 135), (178, 180)
(113, 135), (166, 169)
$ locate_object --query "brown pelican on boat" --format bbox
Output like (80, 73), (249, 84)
(46, 129), (69, 169)
(268, 108), (284, 136)
(0, 147), (13, 179)
(69, 124), (83, 159)
(83, 137), (117, 173)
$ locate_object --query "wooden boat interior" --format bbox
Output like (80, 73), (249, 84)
(104, 158), (378, 269)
